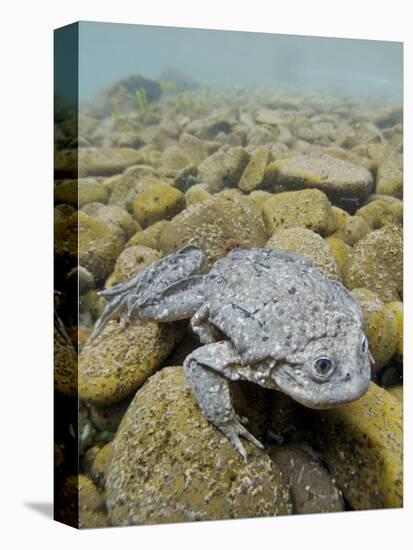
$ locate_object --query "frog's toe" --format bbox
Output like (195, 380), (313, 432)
(219, 419), (264, 459)
(219, 423), (247, 460)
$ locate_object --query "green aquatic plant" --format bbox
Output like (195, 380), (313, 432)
(175, 85), (214, 117)
(160, 80), (177, 92)
(135, 87), (156, 123)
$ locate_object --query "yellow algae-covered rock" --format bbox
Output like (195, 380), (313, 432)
(264, 153), (373, 203)
(343, 225), (402, 302)
(387, 386), (403, 403)
(376, 156), (403, 198)
(106, 367), (292, 526)
(384, 301), (403, 357)
(108, 166), (157, 212)
(159, 196), (267, 269)
(324, 236), (352, 275)
(356, 198), (403, 230)
(81, 202), (140, 241)
(159, 145), (191, 176)
(91, 443), (113, 490)
(126, 220), (168, 250)
(310, 382), (403, 510)
(105, 245), (161, 288)
(55, 178), (110, 208)
(262, 188), (337, 237)
(77, 147), (147, 177)
(216, 188), (244, 200)
(133, 181), (185, 227)
(185, 183), (211, 207)
(248, 190), (274, 207)
(266, 227), (341, 281)
(78, 211), (125, 285)
(79, 320), (184, 405)
(351, 288), (399, 371)
(78, 474), (108, 529)
(197, 147), (250, 192)
(331, 205), (350, 229)
(239, 146), (270, 192)
(179, 132), (209, 164)
(329, 215), (370, 246)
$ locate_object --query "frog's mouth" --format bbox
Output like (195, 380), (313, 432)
(272, 363), (371, 409)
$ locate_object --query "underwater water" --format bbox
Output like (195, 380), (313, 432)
(54, 22), (403, 528)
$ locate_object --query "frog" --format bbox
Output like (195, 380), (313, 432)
(90, 245), (372, 458)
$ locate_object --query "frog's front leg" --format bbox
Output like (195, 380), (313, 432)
(183, 341), (264, 459)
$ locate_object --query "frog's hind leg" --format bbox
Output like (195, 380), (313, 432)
(183, 341), (264, 459)
(90, 246), (206, 342)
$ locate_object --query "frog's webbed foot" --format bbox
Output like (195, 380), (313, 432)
(183, 341), (264, 460)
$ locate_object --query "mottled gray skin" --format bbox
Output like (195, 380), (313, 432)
(91, 245), (372, 458)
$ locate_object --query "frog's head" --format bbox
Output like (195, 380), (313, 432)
(272, 325), (372, 409)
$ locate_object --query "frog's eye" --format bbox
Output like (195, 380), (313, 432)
(312, 356), (335, 378)
(361, 335), (369, 354)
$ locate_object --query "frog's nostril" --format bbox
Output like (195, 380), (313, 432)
(345, 372), (351, 379)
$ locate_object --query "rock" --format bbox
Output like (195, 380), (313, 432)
(324, 236), (352, 275)
(126, 220), (168, 250)
(248, 190), (274, 208)
(91, 443), (113, 490)
(308, 382), (402, 510)
(159, 196), (268, 269)
(55, 178), (109, 208)
(217, 188), (244, 200)
(255, 108), (285, 126)
(268, 444), (345, 514)
(159, 145), (191, 176)
(106, 367), (292, 525)
(375, 156), (403, 198)
(185, 183), (211, 207)
(81, 202), (140, 241)
(78, 148), (147, 177)
(68, 266), (95, 294)
(330, 215), (371, 246)
(78, 211), (125, 285)
(108, 166), (157, 212)
(78, 474), (106, 522)
(54, 326), (77, 397)
(356, 198), (403, 229)
(133, 181), (185, 228)
(105, 245), (161, 288)
(79, 320), (184, 405)
(266, 227), (341, 281)
(54, 204), (76, 233)
(351, 289), (399, 371)
(197, 147), (250, 192)
(384, 301), (403, 358)
(239, 147), (270, 192)
(343, 225), (402, 302)
(387, 386), (403, 403)
(179, 132), (209, 164)
(374, 106), (403, 129)
(261, 188), (337, 237)
(247, 125), (274, 147)
(264, 153), (373, 208)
